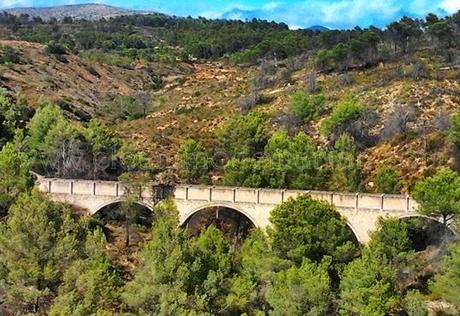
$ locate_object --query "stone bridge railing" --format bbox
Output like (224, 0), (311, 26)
(174, 186), (418, 213)
(37, 177), (419, 214)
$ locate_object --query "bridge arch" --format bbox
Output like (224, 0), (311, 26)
(397, 214), (448, 224)
(397, 214), (457, 234)
(180, 202), (259, 242)
(342, 220), (362, 245)
(91, 199), (153, 215)
(91, 199), (155, 229)
(179, 202), (260, 228)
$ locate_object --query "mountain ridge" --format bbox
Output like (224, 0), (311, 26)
(307, 25), (330, 32)
(3, 3), (156, 20)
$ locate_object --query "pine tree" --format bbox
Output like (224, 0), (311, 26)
(412, 168), (460, 224)
(0, 142), (31, 216)
(430, 242), (460, 306)
(177, 139), (212, 184)
(189, 225), (232, 313)
(49, 230), (120, 316)
(339, 253), (399, 316)
(122, 200), (193, 314)
(0, 190), (83, 314)
(269, 195), (358, 265)
(266, 259), (331, 316)
(226, 230), (290, 314)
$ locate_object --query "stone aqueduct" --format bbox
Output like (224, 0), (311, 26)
(35, 176), (429, 243)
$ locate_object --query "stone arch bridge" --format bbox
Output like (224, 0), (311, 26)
(36, 176), (423, 243)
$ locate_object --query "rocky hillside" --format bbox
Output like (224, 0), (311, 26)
(3, 4), (154, 20)
(0, 39), (459, 189)
(117, 54), (460, 190)
(0, 40), (185, 119)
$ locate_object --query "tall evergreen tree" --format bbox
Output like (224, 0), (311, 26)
(226, 230), (290, 314)
(49, 230), (120, 316)
(266, 259), (331, 316)
(0, 190), (83, 314)
(122, 200), (193, 314)
(0, 142), (31, 216)
(339, 253), (399, 316)
(177, 139), (212, 184)
(412, 168), (460, 224)
(430, 242), (460, 306)
(269, 195), (358, 265)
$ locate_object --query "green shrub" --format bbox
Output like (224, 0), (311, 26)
(320, 98), (365, 135)
(403, 290), (428, 316)
(103, 94), (152, 122)
(218, 110), (268, 159)
(289, 91), (326, 121)
(45, 41), (68, 55)
(430, 242), (460, 306)
(373, 165), (402, 194)
(449, 111), (460, 145)
(327, 134), (361, 192)
(177, 139), (212, 184)
(0, 45), (22, 64)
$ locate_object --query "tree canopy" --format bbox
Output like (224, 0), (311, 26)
(0, 190), (84, 314)
(412, 168), (460, 224)
(269, 194), (358, 265)
(177, 139), (212, 184)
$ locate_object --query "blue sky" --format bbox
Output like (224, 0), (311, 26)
(1, 0), (459, 29)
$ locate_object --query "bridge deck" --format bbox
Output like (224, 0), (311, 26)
(36, 177), (418, 214)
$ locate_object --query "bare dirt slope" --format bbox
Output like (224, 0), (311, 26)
(117, 61), (253, 164)
(0, 40), (177, 119)
(1, 39), (459, 188)
(117, 57), (459, 189)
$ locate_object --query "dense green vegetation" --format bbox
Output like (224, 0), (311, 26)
(0, 94), (154, 182)
(177, 139), (212, 183)
(0, 88), (459, 315)
(0, 8), (459, 315)
(0, 165), (458, 314)
(0, 88), (458, 315)
(373, 165), (403, 194)
(0, 45), (22, 64)
(219, 115), (362, 191)
(289, 91), (326, 122)
(0, 9), (458, 66)
(320, 98), (365, 136)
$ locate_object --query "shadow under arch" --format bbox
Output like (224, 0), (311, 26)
(397, 214), (457, 251)
(92, 199), (154, 228)
(181, 203), (257, 242)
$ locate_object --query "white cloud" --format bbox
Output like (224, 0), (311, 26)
(199, 10), (222, 19)
(253, 0), (458, 29)
(2, 0), (458, 28)
(288, 24), (303, 30)
(0, 0), (32, 8)
(262, 2), (280, 11)
(440, 0), (460, 13)
(301, 0), (401, 25)
(187, 1), (460, 28)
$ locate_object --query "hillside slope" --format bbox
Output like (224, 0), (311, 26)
(117, 55), (460, 190)
(0, 40), (185, 119)
(0, 39), (459, 190)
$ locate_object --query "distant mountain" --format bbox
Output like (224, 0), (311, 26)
(307, 25), (330, 32)
(3, 3), (156, 21)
